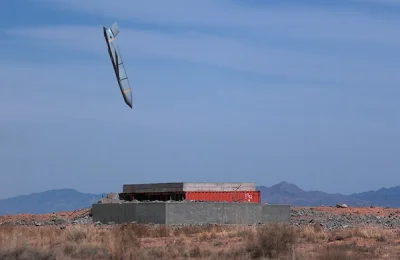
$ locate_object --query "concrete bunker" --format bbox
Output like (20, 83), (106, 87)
(93, 182), (291, 225)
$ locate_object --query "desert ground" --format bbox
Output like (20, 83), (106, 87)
(1, 206), (400, 259)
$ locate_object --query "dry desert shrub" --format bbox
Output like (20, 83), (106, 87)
(0, 223), (399, 260)
(245, 223), (297, 259)
(63, 243), (110, 260)
(352, 225), (394, 241)
(111, 223), (169, 238)
(66, 228), (87, 243)
(0, 246), (56, 260)
(0, 226), (62, 250)
(171, 225), (222, 237)
(316, 244), (355, 260)
(316, 242), (379, 260)
(327, 225), (395, 243)
(300, 224), (327, 242)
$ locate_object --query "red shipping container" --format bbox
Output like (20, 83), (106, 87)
(185, 191), (260, 203)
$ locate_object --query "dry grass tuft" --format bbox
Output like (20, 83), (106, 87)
(327, 225), (395, 243)
(300, 224), (327, 242)
(245, 223), (297, 259)
(0, 246), (56, 260)
(0, 223), (399, 259)
(316, 243), (379, 260)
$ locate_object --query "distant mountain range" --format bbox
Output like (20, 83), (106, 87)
(0, 189), (106, 215)
(1, 182), (400, 215)
(258, 181), (400, 207)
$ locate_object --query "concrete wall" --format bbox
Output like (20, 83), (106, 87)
(92, 202), (291, 225)
(166, 202), (262, 225)
(262, 204), (291, 223)
(136, 203), (166, 224)
(92, 202), (166, 224)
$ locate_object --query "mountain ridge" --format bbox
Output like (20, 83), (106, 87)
(1, 182), (400, 215)
(258, 181), (400, 207)
(0, 188), (107, 215)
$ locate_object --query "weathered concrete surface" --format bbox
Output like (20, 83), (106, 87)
(262, 204), (291, 223)
(166, 202), (262, 225)
(92, 202), (166, 224)
(123, 182), (256, 193)
(92, 202), (291, 225)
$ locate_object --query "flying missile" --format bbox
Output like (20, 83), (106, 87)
(103, 22), (133, 109)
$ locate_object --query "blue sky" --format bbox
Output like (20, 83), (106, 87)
(1, 0), (400, 199)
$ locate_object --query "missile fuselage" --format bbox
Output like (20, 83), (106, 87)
(103, 23), (133, 109)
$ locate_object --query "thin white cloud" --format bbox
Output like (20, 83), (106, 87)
(1, 61), (301, 134)
(8, 24), (400, 88)
(12, 0), (400, 91)
(0, 62), (126, 121)
(7, 57), (385, 143)
(34, 0), (400, 47)
(4, 0), (400, 135)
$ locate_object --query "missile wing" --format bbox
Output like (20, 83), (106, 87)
(103, 22), (132, 108)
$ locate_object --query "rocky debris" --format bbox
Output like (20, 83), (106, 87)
(97, 192), (125, 204)
(3, 204), (400, 230)
(0, 208), (92, 227)
(291, 207), (400, 230)
(53, 216), (68, 225)
(107, 193), (119, 200)
(71, 215), (93, 225)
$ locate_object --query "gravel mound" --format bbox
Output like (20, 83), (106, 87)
(291, 207), (400, 230)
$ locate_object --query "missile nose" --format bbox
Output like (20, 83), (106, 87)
(125, 95), (133, 108)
